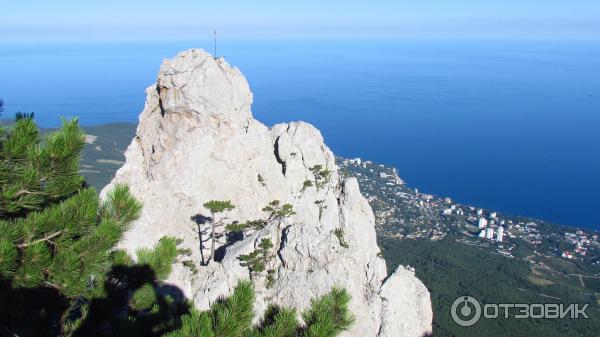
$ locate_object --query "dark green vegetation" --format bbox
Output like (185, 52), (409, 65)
(0, 119), (352, 337)
(308, 165), (331, 190)
(380, 238), (600, 337)
(165, 282), (354, 337)
(333, 228), (349, 249)
(239, 238), (274, 275)
(262, 200), (296, 223)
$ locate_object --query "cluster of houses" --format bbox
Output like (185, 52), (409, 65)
(341, 157), (600, 267)
(561, 231), (596, 259)
(440, 204), (506, 242)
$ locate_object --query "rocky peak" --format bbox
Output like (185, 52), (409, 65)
(156, 49), (252, 124)
(103, 49), (433, 337)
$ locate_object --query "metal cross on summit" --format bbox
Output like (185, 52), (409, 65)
(213, 29), (218, 59)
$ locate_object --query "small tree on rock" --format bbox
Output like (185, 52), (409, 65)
(203, 200), (235, 264)
(262, 200), (296, 225)
(309, 164), (331, 190)
(239, 238), (273, 277)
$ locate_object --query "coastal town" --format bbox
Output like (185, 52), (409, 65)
(338, 157), (600, 272)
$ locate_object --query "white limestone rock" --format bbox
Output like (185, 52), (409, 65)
(102, 49), (432, 337)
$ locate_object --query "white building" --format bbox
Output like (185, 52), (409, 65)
(392, 168), (404, 185)
(562, 251), (574, 259)
(477, 209), (484, 216)
(479, 230), (486, 238)
(490, 212), (497, 219)
(442, 208), (452, 215)
(486, 227), (495, 240)
(478, 217), (488, 228)
(497, 227), (504, 242)
(379, 172), (387, 179)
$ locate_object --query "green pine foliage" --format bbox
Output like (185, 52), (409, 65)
(239, 238), (273, 275)
(226, 220), (268, 235)
(125, 237), (181, 311)
(262, 200), (295, 223)
(301, 165), (331, 194)
(248, 305), (298, 337)
(204, 200), (235, 215)
(0, 185), (141, 297)
(166, 282), (353, 337)
(302, 287), (354, 337)
(232, 201), (295, 287)
(136, 236), (180, 280)
(301, 180), (313, 193)
(333, 228), (349, 249)
(0, 117), (151, 336)
(0, 117), (85, 217)
(265, 269), (276, 289)
(0, 151), (141, 296)
(203, 200), (235, 264)
(225, 221), (249, 233)
(224, 201), (293, 244)
(309, 165), (331, 190)
(212, 281), (255, 337)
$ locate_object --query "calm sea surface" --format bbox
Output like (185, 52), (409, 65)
(1, 39), (599, 229)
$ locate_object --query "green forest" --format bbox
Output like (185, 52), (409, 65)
(379, 237), (600, 337)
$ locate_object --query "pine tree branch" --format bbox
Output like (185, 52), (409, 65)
(17, 230), (62, 248)
(44, 281), (61, 290)
(13, 189), (47, 197)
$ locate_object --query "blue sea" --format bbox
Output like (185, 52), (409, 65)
(1, 39), (599, 229)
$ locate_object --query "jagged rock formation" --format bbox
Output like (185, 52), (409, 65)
(102, 49), (432, 337)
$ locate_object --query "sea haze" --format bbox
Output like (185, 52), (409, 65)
(1, 39), (599, 229)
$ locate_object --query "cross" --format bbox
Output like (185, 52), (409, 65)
(213, 29), (217, 59)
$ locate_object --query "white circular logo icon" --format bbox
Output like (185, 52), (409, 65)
(451, 296), (481, 327)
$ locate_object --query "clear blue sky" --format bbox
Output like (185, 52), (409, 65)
(2, 0), (600, 42)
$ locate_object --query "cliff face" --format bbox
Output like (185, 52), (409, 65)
(102, 49), (432, 337)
